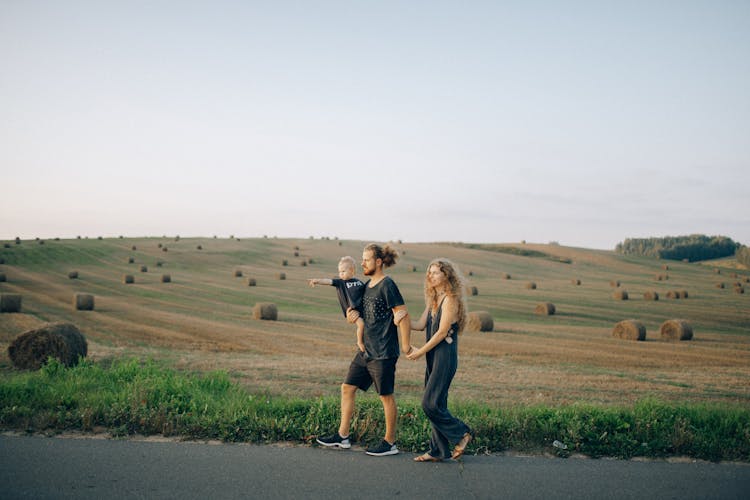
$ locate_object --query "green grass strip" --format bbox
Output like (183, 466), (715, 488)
(1, 358), (748, 462)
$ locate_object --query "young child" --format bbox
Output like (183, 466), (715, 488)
(309, 256), (366, 353)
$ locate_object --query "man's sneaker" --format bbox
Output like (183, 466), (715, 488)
(316, 433), (351, 449)
(365, 440), (399, 456)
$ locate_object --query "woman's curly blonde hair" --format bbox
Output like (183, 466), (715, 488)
(424, 258), (467, 333)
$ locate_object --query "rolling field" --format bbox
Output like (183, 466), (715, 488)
(1, 236), (749, 408)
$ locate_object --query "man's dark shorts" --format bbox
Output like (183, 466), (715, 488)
(344, 351), (397, 396)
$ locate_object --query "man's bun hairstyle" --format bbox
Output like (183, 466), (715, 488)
(364, 243), (399, 268)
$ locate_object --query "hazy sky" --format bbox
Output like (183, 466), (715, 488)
(2, 1), (748, 249)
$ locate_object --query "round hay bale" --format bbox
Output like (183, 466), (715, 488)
(525, 282), (537, 290)
(666, 290), (679, 299)
(156, 261), (163, 267)
(282, 259), (288, 266)
(745, 277), (750, 283)
(294, 251), (299, 257)
(161, 274), (171, 283)
(612, 290), (629, 300)
(247, 278), (257, 286)
(0, 293), (22, 313)
(677, 290), (689, 299)
(253, 302), (278, 321)
(122, 274), (135, 284)
(127, 256), (135, 264)
(534, 302), (555, 315)
(158, 243), (162, 248)
(197, 245), (202, 250)
(131, 245), (137, 251)
(68, 271), (79, 279)
(300, 260), (307, 267)
(308, 258), (315, 264)
(466, 311), (493, 332)
(643, 291), (659, 301)
(234, 269), (243, 277)
(735, 285), (745, 294)
(502, 273), (511, 280)
(0, 272), (6, 282)
(612, 320), (646, 341)
(715, 282), (725, 289)
(140, 265), (148, 273)
(7, 322), (87, 369)
(660, 319), (693, 341)
(411, 265), (417, 272)
(662, 264), (669, 270)
(714, 268), (721, 274)
(468, 271), (474, 276)
(74, 293), (94, 311)
(610, 280), (621, 288)
(468, 286), (478, 296)
(571, 279), (581, 285)
(162, 247), (168, 252)
(278, 272), (286, 280)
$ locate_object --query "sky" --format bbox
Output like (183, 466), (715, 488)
(1, 1), (748, 250)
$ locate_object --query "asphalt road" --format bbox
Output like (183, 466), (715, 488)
(1, 434), (748, 499)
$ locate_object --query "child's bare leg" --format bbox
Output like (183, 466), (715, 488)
(356, 318), (365, 352)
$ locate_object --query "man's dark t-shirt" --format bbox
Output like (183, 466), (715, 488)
(330, 278), (365, 317)
(361, 276), (405, 360)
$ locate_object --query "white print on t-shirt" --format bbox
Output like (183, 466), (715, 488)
(364, 296), (390, 322)
(346, 281), (362, 289)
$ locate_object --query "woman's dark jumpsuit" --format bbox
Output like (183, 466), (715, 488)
(422, 299), (471, 459)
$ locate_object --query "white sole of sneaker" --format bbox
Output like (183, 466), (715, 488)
(365, 449), (399, 456)
(316, 439), (351, 449)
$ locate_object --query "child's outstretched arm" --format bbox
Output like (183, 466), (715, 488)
(308, 278), (333, 287)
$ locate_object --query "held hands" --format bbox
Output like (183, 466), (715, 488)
(406, 345), (423, 360)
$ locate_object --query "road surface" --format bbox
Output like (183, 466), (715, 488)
(1, 434), (748, 499)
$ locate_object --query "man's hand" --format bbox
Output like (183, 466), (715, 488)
(346, 308), (360, 324)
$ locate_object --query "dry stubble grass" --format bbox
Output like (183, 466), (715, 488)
(1, 237), (749, 407)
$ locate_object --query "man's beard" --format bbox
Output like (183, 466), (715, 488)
(363, 267), (375, 276)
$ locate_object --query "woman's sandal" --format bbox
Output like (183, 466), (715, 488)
(451, 431), (473, 460)
(414, 452), (442, 462)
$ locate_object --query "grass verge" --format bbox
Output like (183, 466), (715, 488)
(1, 358), (748, 462)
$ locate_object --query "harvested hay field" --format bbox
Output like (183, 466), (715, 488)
(1, 237), (749, 407)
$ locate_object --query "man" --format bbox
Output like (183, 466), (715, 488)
(316, 243), (412, 456)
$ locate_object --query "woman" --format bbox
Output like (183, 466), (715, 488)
(407, 258), (473, 462)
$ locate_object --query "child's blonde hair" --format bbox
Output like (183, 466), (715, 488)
(339, 256), (356, 270)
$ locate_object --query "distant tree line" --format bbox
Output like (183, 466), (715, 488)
(737, 246), (750, 267)
(615, 235), (740, 262)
